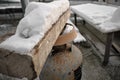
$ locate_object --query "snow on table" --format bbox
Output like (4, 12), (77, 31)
(0, 0), (70, 54)
(71, 3), (120, 33)
(98, 6), (120, 33)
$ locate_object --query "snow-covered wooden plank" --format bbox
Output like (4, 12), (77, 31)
(0, 9), (70, 80)
(0, 0), (70, 54)
(32, 9), (70, 76)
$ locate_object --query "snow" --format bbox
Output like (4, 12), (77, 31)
(98, 6), (120, 33)
(0, 0), (69, 54)
(63, 23), (73, 34)
(111, 6), (120, 22)
(71, 3), (120, 33)
(64, 20), (86, 43)
(0, 34), (43, 54)
(71, 3), (117, 25)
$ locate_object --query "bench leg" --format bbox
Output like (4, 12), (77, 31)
(81, 20), (86, 25)
(74, 13), (77, 26)
(102, 32), (114, 66)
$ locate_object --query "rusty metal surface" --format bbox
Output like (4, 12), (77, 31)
(40, 44), (82, 80)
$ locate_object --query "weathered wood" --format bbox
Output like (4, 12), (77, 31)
(78, 23), (114, 61)
(78, 23), (120, 65)
(83, 23), (114, 65)
(113, 31), (120, 53)
(103, 32), (114, 66)
(0, 9), (70, 79)
(78, 23), (106, 57)
(0, 48), (37, 80)
(32, 9), (70, 76)
(73, 13), (107, 44)
(85, 23), (107, 44)
(113, 42), (120, 53)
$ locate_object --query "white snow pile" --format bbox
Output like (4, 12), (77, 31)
(98, 6), (120, 33)
(0, 0), (69, 54)
(71, 3), (120, 33)
(64, 20), (86, 43)
(71, 3), (117, 25)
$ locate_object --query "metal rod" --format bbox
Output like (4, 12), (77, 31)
(74, 13), (77, 26)
(102, 32), (114, 66)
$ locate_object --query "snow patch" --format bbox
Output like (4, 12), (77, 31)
(71, 3), (117, 25)
(0, 0), (70, 54)
(65, 20), (86, 43)
(99, 6), (120, 33)
(71, 3), (120, 33)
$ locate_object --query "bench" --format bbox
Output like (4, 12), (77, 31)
(71, 3), (120, 65)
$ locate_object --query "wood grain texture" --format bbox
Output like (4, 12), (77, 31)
(0, 48), (36, 80)
(0, 9), (70, 79)
(32, 9), (70, 76)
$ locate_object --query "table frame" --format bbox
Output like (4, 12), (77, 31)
(74, 13), (114, 66)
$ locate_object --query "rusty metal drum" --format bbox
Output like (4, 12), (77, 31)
(40, 44), (83, 80)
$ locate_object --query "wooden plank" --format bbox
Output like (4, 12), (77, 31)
(113, 31), (120, 53)
(73, 13), (107, 44)
(78, 23), (114, 61)
(0, 9), (70, 79)
(103, 32), (114, 66)
(78, 22), (120, 65)
(0, 48), (36, 80)
(32, 9), (70, 76)
(113, 42), (120, 53)
(85, 23), (107, 44)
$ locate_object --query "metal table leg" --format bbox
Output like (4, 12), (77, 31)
(74, 13), (77, 26)
(102, 32), (114, 66)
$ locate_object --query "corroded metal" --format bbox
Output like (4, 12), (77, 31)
(40, 44), (83, 80)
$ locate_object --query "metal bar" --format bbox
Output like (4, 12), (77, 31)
(102, 32), (114, 66)
(74, 13), (77, 26)
(81, 20), (86, 25)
